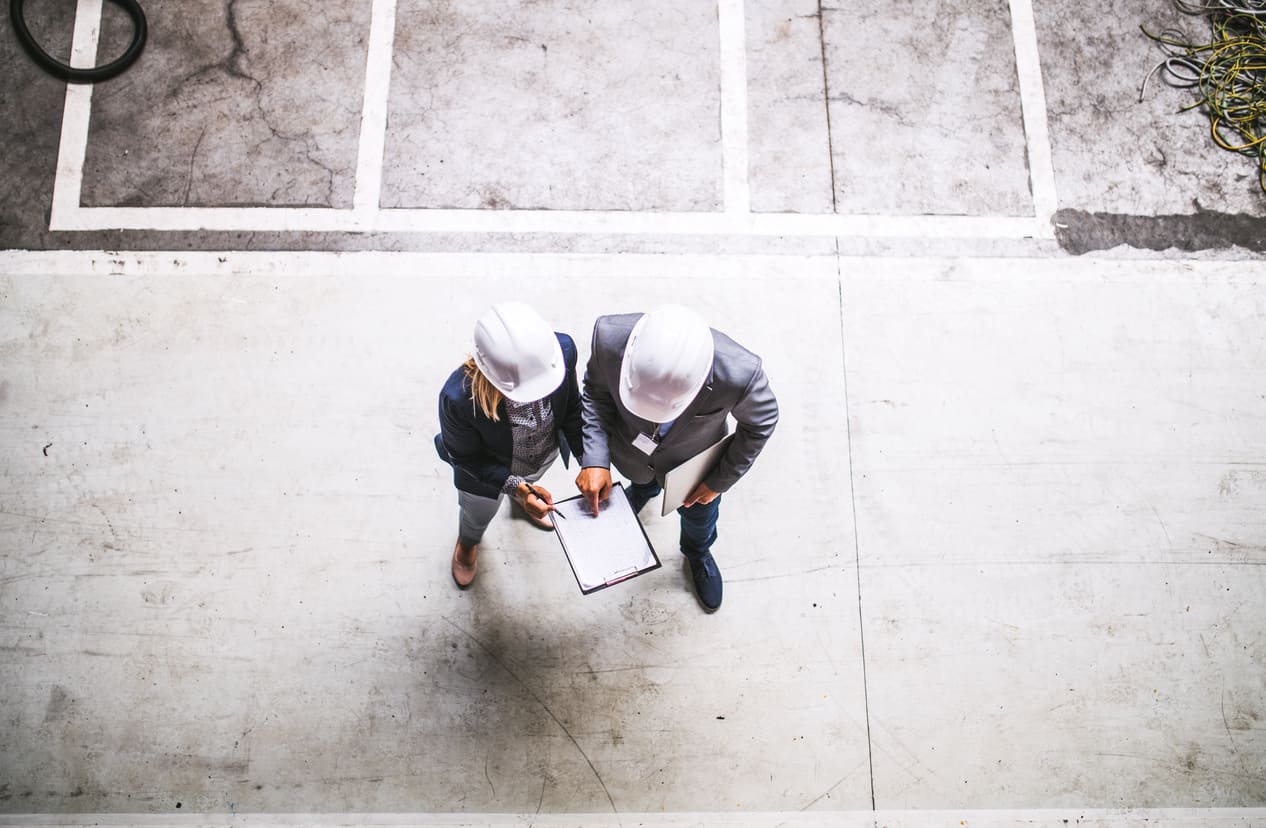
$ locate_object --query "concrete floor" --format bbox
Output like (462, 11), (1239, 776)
(1, 0), (1265, 825)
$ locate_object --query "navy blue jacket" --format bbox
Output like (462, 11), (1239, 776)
(435, 332), (584, 499)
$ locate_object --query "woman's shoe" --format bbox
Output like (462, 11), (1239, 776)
(451, 541), (478, 589)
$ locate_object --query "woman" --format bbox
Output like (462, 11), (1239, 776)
(435, 302), (584, 588)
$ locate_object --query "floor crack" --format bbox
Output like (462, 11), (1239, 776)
(442, 616), (619, 815)
(816, 1), (839, 212)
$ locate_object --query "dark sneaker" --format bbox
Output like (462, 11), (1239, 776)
(627, 492), (649, 515)
(687, 552), (722, 612)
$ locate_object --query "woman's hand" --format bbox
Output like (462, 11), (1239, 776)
(516, 482), (554, 519)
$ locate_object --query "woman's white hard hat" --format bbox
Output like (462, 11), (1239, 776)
(472, 302), (565, 403)
(619, 305), (715, 423)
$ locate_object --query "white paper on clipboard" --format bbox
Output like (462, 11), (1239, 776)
(660, 433), (734, 516)
(551, 483), (661, 594)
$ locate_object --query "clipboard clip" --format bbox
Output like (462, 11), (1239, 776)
(604, 566), (640, 586)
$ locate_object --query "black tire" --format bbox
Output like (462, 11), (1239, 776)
(10, 0), (147, 83)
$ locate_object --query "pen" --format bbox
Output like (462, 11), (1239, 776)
(524, 483), (565, 519)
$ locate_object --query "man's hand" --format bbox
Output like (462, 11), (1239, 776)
(575, 467), (613, 515)
(516, 482), (554, 519)
(682, 481), (720, 508)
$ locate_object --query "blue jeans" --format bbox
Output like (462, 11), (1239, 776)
(627, 480), (720, 561)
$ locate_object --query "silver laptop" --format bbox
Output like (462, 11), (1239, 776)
(660, 433), (734, 516)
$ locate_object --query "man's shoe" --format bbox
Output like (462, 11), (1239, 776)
(686, 552), (722, 612)
(451, 541), (478, 589)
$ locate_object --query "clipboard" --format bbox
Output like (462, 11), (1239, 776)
(660, 433), (734, 516)
(550, 483), (662, 595)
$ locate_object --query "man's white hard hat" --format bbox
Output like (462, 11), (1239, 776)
(619, 305), (715, 423)
(472, 302), (565, 403)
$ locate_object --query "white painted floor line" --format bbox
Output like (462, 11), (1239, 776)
(1008, 0), (1060, 236)
(49, 205), (1048, 238)
(0, 250), (842, 279)
(0, 250), (1254, 281)
(1, 810), (1264, 827)
(43, 0), (1054, 241)
(48, 0), (101, 230)
(718, 0), (752, 214)
(352, 0), (399, 215)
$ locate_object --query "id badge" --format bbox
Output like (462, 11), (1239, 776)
(632, 432), (658, 455)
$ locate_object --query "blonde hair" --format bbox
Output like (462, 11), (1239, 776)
(463, 357), (503, 422)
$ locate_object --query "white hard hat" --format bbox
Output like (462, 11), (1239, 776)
(619, 305), (714, 422)
(472, 302), (565, 403)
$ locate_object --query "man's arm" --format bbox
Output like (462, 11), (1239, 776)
(579, 323), (616, 471)
(705, 363), (778, 493)
(576, 321), (617, 513)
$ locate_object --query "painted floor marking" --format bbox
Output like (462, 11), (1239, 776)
(718, 0), (752, 214)
(1, 809), (1265, 827)
(1008, 0), (1061, 227)
(352, 0), (398, 216)
(45, 206), (1046, 238)
(48, 0), (101, 229)
(1, 250), (1255, 280)
(47, 0), (1058, 240)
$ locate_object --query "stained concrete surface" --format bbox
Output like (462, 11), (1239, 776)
(822, 0), (1032, 217)
(0, 0), (74, 246)
(1, 251), (1263, 820)
(1, 0), (1266, 821)
(0, 255), (872, 813)
(1054, 208), (1266, 255)
(81, 0), (372, 208)
(381, 1), (722, 211)
(3, 0), (1265, 251)
(842, 260), (1266, 805)
(745, 0), (834, 214)
(1036, 0), (1266, 216)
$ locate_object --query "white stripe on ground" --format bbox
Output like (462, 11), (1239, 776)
(48, 0), (102, 231)
(352, 0), (399, 216)
(1008, 0), (1060, 236)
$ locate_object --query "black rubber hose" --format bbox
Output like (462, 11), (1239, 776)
(10, 0), (146, 83)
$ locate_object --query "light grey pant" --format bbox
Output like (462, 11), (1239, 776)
(457, 450), (558, 548)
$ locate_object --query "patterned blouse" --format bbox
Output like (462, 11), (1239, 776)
(500, 397), (558, 494)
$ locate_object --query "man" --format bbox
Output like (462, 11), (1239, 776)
(575, 305), (778, 612)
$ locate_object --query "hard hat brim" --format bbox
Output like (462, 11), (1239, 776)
(617, 307), (713, 423)
(618, 381), (697, 423)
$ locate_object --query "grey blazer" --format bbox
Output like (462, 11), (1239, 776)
(580, 313), (778, 492)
